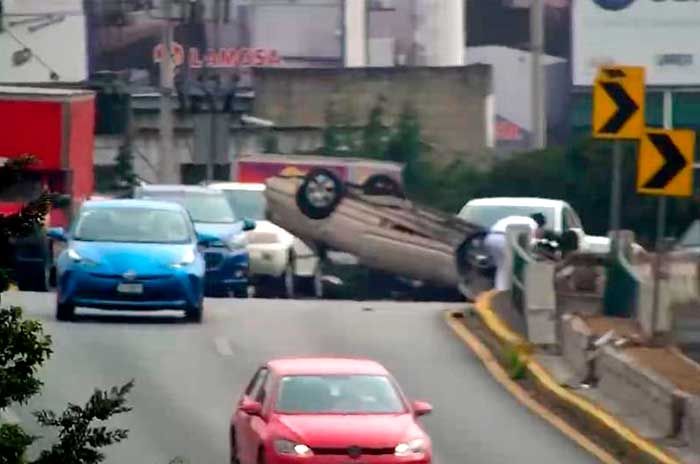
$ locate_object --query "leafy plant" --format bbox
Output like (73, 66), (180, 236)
(0, 156), (133, 464)
(505, 347), (527, 380)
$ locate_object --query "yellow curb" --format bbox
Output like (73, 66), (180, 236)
(473, 290), (532, 354)
(470, 290), (683, 464)
(444, 310), (621, 464)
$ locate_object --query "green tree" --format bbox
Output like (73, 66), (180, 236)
(361, 99), (389, 159)
(0, 157), (133, 464)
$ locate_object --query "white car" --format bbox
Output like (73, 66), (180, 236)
(458, 197), (613, 254)
(208, 182), (322, 298)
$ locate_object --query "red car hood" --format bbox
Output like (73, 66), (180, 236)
(272, 414), (422, 448)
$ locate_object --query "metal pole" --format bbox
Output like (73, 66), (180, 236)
(207, 0), (222, 182)
(651, 89), (673, 338)
(159, 0), (178, 184)
(610, 140), (623, 247)
(530, 0), (546, 150)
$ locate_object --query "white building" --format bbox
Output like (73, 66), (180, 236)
(466, 45), (568, 153)
(0, 0), (88, 83)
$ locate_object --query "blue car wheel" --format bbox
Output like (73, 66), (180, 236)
(56, 300), (75, 322)
(185, 300), (203, 323)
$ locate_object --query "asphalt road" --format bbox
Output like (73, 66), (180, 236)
(2, 292), (599, 464)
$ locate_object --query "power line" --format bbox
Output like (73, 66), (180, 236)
(2, 25), (60, 80)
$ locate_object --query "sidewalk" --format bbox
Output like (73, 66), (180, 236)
(454, 290), (700, 464)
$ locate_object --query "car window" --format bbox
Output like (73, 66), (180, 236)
(245, 367), (269, 400)
(138, 191), (236, 224)
(72, 207), (193, 244)
(256, 370), (273, 405)
(459, 204), (556, 230)
(275, 374), (406, 414)
(563, 207), (582, 230)
(221, 190), (266, 221)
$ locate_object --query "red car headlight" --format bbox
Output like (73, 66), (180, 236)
(394, 438), (427, 457)
(274, 439), (313, 457)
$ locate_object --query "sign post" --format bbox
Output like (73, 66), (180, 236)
(593, 66), (645, 247)
(635, 91), (695, 338)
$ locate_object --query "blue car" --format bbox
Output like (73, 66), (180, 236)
(133, 185), (255, 297)
(47, 199), (214, 322)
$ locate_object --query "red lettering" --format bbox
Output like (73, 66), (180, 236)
(190, 48), (203, 68)
(267, 49), (282, 65)
(204, 49), (217, 67)
(221, 48), (241, 67)
(153, 43), (164, 63)
(255, 48), (266, 66)
(240, 48), (252, 66)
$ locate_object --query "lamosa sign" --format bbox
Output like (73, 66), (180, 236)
(153, 43), (282, 68)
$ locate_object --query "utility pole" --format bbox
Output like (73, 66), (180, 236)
(159, 0), (179, 184)
(207, 0), (222, 181)
(530, 0), (546, 149)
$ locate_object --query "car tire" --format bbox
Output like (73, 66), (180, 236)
(278, 261), (295, 299)
(361, 174), (405, 198)
(233, 286), (248, 298)
(296, 168), (344, 220)
(16, 259), (51, 292)
(230, 427), (240, 464)
(185, 301), (203, 323)
(456, 230), (493, 301)
(56, 300), (75, 322)
(297, 263), (324, 299)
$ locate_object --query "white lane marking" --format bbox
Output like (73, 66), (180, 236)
(215, 337), (234, 357)
(1, 407), (20, 424)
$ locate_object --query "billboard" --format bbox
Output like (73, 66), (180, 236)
(85, 1), (283, 85)
(0, 0), (87, 83)
(572, 0), (700, 86)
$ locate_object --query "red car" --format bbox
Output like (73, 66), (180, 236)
(230, 357), (433, 464)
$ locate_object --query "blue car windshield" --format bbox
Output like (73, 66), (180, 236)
(72, 208), (193, 244)
(140, 192), (236, 224)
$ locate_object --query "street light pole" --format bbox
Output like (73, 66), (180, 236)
(530, 0), (546, 150)
(159, 0), (178, 183)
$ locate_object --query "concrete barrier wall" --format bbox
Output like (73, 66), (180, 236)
(682, 394), (700, 454)
(252, 66), (493, 166)
(596, 346), (682, 437)
(560, 315), (592, 384)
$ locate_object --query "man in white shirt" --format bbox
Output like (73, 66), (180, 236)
(484, 213), (546, 290)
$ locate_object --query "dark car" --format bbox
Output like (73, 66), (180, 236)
(133, 185), (255, 297)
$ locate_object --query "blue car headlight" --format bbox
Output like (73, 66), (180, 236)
(67, 248), (99, 267)
(171, 248), (196, 268)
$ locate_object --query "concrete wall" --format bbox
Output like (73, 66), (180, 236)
(251, 66), (493, 165)
(596, 346), (684, 437)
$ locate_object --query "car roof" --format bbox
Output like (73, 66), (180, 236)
(465, 197), (566, 208)
(267, 357), (390, 376)
(82, 199), (186, 211)
(137, 184), (220, 195)
(208, 182), (266, 191)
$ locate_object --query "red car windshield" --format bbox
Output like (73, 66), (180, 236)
(275, 374), (406, 414)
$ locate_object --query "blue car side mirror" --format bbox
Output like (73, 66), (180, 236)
(196, 232), (218, 246)
(47, 227), (67, 242)
(242, 219), (256, 232)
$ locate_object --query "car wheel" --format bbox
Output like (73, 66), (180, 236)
(230, 427), (240, 464)
(456, 230), (494, 301)
(361, 174), (405, 198)
(16, 259), (51, 292)
(56, 300), (75, 322)
(297, 263), (324, 299)
(281, 262), (295, 299)
(233, 286), (248, 298)
(296, 168), (344, 220)
(185, 301), (203, 323)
